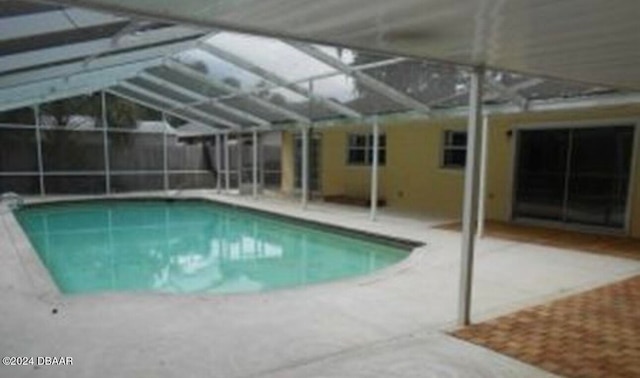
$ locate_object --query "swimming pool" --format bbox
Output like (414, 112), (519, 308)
(14, 199), (413, 295)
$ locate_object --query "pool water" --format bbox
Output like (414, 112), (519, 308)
(15, 200), (409, 295)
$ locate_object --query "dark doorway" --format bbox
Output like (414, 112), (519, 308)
(514, 125), (635, 230)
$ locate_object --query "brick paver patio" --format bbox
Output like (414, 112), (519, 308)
(437, 220), (640, 260)
(453, 275), (640, 378)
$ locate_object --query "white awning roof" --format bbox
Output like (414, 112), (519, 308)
(47, 0), (640, 90)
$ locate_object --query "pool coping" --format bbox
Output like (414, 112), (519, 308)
(20, 195), (424, 251)
(11, 193), (427, 301)
(2, 207), (60, 299)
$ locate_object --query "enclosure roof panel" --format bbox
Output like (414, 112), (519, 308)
(2, 0), (640, 131)
(48, 0), (640, 90)
(0, 1), (61, 18)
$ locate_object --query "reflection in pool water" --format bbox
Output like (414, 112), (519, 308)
(16, 200), (408, 295)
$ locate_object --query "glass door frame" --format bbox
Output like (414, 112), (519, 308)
(509, 119), (640, 235)
(293, 131), (322, 194)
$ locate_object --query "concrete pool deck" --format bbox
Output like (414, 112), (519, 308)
(1, 191), (639, 377)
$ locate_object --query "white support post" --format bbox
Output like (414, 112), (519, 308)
(252, 129), (258, 199)
(162, 112), (169, 191)
(370, 116), (380, 221)
(237, 132), (243, 193)
(101, 91), (111, 194)
(215, 134), (222, 194)
(301, 126), (309, 209)
(224, 133), (230, 192)
(33, 104), (45, 196)
(458, 66), (484, 327)
(260, 135), (266, 191)
(477, 115), (489, 238)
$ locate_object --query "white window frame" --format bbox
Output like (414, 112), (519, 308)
(346, 132), (386, 166)
(441, 130), (467, 169)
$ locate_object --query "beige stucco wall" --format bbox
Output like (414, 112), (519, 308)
(318, 118), (472, 218)
(280, 131), (294, 195)
(281, 105), (640, 237)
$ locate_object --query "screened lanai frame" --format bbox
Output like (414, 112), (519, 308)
(2, 1), (640, 200)
(3, 1), (640, 197)
(2, 1), (637, 133)
(0, 90), (287, 195)
(3, 0), (640, 330)
(0, 96), (220, 195)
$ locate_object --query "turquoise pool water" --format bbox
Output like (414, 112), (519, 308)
(15, 200), (410, 295)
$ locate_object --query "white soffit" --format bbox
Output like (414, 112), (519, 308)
(48, 0), (640, 90)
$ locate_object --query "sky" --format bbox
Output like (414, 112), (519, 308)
(176, 31), (361, 103)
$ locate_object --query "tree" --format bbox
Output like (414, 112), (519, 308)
(351, 51), (467, 107)
(255, 80), (287, 105)
(0, 107), (36, 125)
(223, 77), (241, 89)
(105, 93), (161, 129)
(184, 60), (209, 75)
(39, 93), (102, 128)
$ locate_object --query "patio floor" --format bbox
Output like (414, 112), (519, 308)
(437, 220), (640, 261)
(1, 191), (639, 377)
(453, 275), (640, 378)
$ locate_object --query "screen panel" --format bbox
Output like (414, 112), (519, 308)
(0, 129), (37, 171)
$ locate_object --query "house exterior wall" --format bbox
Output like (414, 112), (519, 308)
(280, 131), (295, 196)
(281, 105), (640, 237)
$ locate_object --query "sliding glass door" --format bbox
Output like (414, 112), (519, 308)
(514, 129), (569, 221)
(514, 125), (635, 230)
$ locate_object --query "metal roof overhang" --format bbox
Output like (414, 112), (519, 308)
(2, 0), (640, 135)
(46, 0), (640, 91)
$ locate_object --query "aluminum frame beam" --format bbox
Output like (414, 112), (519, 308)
(0, 79), (125, 112)
(485, 76), (529, 110)
(107, 88), (218, 133)
(138, 71), (270, 127)
(164, 59), (311, 124)
(161, 112), (170, 191)
(0, 25), (203, 75)
(410, 76), (543, 110)
(197, 41), (362, 119)
(252, 129), (258, 199)
(250, 90), (640, 133)
(289, 42), (432, 114)
(370, 116), (379, 221)
(192, 56), (409, 105)
(301, 125), (309, 209)
(0, 58), (162, 110)
(483, 77), (544, 105)
(118, 81), (241, 129)
(0, 39), (197, 89)
(224, 133), (231, 191)
(33, 105), (45, 196)
(215, 134), (222, 193)
(101, 91), (111, 194)
(0, 8), (124, 41)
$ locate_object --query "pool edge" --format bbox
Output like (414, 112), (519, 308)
(2, 208), (61, 299)
(20, 194), (425, 251)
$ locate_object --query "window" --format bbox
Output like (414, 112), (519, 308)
(347, 133), (386, 166)
(442, 130), (467, 168)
